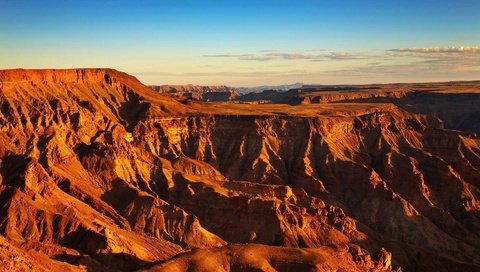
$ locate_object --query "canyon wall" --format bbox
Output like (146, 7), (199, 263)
(0, 69), (479, 271)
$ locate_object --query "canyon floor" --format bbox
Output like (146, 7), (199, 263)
(0, 69), (479, 272)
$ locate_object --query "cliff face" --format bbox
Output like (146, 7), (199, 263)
(233, 82), (480, 133)
(0, 69), (479, 272)
(143, 111), (479, 271)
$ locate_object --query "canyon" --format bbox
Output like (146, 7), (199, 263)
(0, 69), (479, 271)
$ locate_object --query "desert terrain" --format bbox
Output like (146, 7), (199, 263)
(0, 69), (479, 271)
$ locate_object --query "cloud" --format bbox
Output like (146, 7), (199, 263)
(141, 45), (480, 83)
(324, 52), (366, 60)
(319, 46), (479, 78)
(202, 52), (319, 61)
(388, 46), (480, 54)
(264, 52), (321, 60)
(387, 46), (480, 61)
(323, 57), (480, 77)
(202, 51), (367, 62)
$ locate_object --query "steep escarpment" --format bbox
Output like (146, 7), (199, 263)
(138, 109), (479, 271)
(234, 81), (480, 133)
(0, 69), (223, 271)
(395, 91), (480, 132)
(0, 69), (479, 272)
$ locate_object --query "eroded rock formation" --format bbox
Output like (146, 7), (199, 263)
(0, 69), (479, 271)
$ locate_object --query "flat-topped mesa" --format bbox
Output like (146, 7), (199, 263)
(0, 68), (137, 85)
(0, 68), (194, 121)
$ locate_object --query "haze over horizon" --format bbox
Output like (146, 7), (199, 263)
(1, 0), (479, 86)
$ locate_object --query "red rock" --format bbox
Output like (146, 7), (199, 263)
(0, 69), (479, 271)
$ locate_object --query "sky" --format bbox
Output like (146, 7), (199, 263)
(0, 0), (479, 86)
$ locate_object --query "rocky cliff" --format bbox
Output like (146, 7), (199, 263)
(0, 69), (479, 271)
(233, 82), (480, 133)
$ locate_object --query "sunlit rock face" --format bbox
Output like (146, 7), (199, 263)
(0, 69), (479, 272)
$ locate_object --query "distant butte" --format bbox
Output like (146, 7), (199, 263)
(0, 68), (479, 271)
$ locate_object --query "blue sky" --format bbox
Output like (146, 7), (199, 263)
(1, 0), (479, 86)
